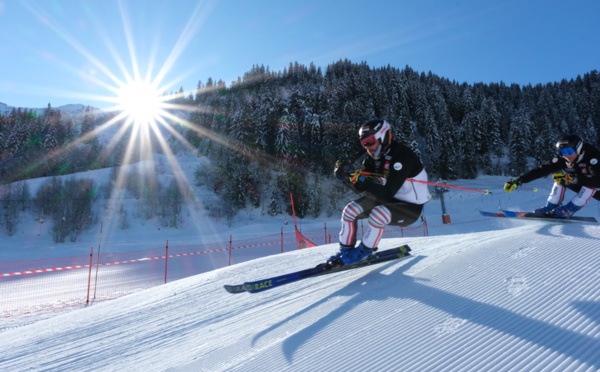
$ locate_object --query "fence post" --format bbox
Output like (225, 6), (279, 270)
(86, 247), (93, 304)
(93, 222), (103, 300)
(422, 216), (429, 236)
(281, 227), (284, 253)
(324, 222), (327, 245)
(229, 235), (232, 266)
(164, 240), (169, 284)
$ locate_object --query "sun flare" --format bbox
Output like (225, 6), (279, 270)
(116, 79), (165, 126)
(12, 1), (223, 245)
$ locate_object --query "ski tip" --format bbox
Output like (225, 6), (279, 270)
(224, 284), (247, 294)
(478, 209), (505, 218)
(397, 245), (411, 255)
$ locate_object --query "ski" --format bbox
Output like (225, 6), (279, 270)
(501, 209), (598, 223)
(224, 245), (411, 294)
(478, 210), (505, 218)
(479, 209), (598, 223)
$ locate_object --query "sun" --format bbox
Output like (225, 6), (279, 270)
(116, 79), (166, 126)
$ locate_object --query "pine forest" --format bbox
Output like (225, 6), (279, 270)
(1, 60), (599, 240)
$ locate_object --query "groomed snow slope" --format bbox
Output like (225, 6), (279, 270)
(1, 221), (600, 371)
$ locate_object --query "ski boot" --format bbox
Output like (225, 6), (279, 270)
(533, 202), (558, 215)
(551, 202), (581, 218)
(325, 244), (354, 269)
(340, 242), (375, 265)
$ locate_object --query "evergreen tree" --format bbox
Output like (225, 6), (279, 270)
(508, 110), (533, 176)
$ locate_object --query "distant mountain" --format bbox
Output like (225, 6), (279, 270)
(0, 102), (100, 116)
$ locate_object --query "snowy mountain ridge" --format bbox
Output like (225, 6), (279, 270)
(0, 101), (98, 116)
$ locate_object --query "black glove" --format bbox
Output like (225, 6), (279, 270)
(334, 160), (354, 181)
(503, 178), (521, 193)
(334, 160), (368, 191)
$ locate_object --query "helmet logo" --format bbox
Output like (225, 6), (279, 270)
(393, 162), (402, 171)
(375, 121), (391, 141)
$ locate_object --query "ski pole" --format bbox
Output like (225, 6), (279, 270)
(406, 179), (492, 194)
(518, 186), (538, 192)
(359, 171), (492, 194)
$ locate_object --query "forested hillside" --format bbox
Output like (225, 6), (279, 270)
(1, 60), (599, 241)
(186, 60), (599, 218)
(190, 60), (600, 179)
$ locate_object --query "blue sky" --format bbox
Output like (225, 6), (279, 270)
(0, 0), (598, 109)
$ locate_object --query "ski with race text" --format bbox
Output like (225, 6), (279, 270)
(224, 245), (411, 294)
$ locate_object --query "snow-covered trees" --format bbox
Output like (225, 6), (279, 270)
(33, 177), (96, 243)
(0, 182), (29, 236)
(186, 61), (600, 219)
(196, 62), (597, 182)
(1, 60), (600, 237)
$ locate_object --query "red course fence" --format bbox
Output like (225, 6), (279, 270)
(0, 216), (492, 318)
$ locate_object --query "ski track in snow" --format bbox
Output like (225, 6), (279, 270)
(2, 221), (600, 370)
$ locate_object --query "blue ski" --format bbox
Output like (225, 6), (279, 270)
(224, 245), (411, 294)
